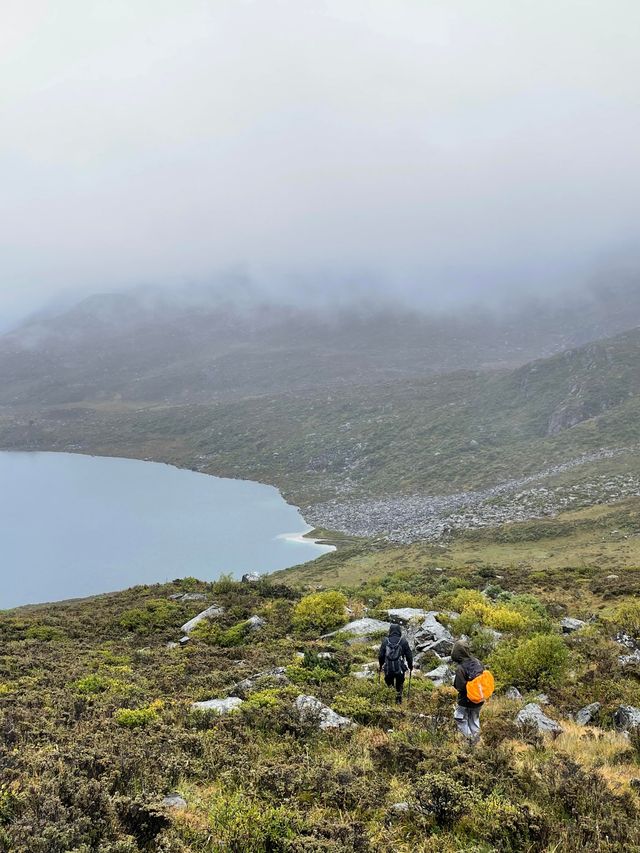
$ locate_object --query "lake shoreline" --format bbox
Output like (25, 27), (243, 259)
(0, 450), (335, 610)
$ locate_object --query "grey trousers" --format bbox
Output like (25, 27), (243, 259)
(454, 704), (481, 739)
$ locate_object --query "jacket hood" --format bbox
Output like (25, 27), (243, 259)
(451, 640), (472, 663)
(388, 623), (402, 638)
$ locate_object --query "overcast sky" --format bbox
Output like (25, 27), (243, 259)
(2, 0), (640, 323)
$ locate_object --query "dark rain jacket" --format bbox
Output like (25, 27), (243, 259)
(452, 640), (485, 708)
(378, 624), (413, 675)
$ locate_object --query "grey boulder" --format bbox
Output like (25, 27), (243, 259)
(161, 793), (187, 810)
(424, 664), (454, 687)
(295, 695), (354, 730)
(191, 696), (243, 714)
(169, 592), (207, 602)
(516, 703), (562, 734)
(247, 615), (265, 630)
(505, 686), (523, 701)
(414, 612), (454, 649)
(181, 605), (224, 634)
(324, 618), (391, 638)
(561, 617), (586, 633)
(613, 705), (640, 731)
(575, 702), (601, 726)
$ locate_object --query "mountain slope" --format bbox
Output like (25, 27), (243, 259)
(2, 281), (640, 406)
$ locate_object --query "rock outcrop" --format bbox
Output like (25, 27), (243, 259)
(561, 617), (586, 633)
(424, 663), (454, 687)
(516, 703), (562, 734)
(191, 697), (243, 714)
(575, 702), (601, 726)
(181, 605), (224, 634)
(613, 705), (640, 731)
(295, 695), (354, 730)
(324, 618), (391, 639)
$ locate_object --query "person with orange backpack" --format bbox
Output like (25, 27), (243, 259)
(452, 639), (494, 740)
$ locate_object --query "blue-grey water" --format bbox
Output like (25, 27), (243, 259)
(0, 451), (333, 609)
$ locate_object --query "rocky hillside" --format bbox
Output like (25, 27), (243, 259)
(3, 509), (640, 852)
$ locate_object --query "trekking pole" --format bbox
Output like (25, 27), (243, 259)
(407, 669), (412, 701)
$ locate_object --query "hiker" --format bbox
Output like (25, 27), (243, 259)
(378, 623), (413, 704)
(452, 639), (492, 741)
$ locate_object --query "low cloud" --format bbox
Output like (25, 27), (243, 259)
(2, 0), (640, 322)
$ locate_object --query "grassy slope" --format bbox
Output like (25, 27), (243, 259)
(3, 507), (640, 852)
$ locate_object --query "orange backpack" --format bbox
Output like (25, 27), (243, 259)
(466, 669), (495, 704)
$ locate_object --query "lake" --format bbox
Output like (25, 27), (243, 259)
(0, 451), (333, 609)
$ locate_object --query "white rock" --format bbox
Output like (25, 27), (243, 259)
(504, 686), (523, 701)
(161, 794), (187, 810)
(295, 694), (354, 730)
(191, 696), (243, 714)
(324, 618), (391, 638)
(247, 615), (265, 630)
(561, 617), (586, 633)
(181, 605), (224, 634)
(516, 703), (562, 734)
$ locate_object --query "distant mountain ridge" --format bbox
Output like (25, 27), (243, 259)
(1, 280), (639, 407)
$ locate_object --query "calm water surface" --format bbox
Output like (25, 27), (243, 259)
(0, 451), (333, 609)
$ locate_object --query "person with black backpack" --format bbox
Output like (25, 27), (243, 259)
(378, 623), (413, 704)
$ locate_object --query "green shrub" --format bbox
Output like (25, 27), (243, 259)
(488, 633), (569, 691)
(211, 573), (240, 595)
(413, 772), (475, 827)
(286, 664), (340, 685)
(613, 600), (640, 637)
(206, 790), (299, 850)
(119, 599), (180, 634)
(192, 620), (250, 647)
(25, 624), (65, 641)
(241, 689), (282, 711)
(292, 591), (347, 634)
(114, 700), (163, 728)
(73, 674), (124, 695)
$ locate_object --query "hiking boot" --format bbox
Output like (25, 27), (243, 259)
(395, 692), (403, 704)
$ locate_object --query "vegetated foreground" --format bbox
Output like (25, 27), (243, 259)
(3, 500), (640, 852)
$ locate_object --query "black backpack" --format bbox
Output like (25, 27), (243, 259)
(384, 635), (404, 674)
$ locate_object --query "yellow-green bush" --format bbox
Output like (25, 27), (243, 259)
(73, 674), (126, 695)
(613, 600), (640, 637)
(485, 606), (528, 633)
(488, 633), (568, 691)
(114, 699), (163, 728)
(291, 590), (347, 634)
